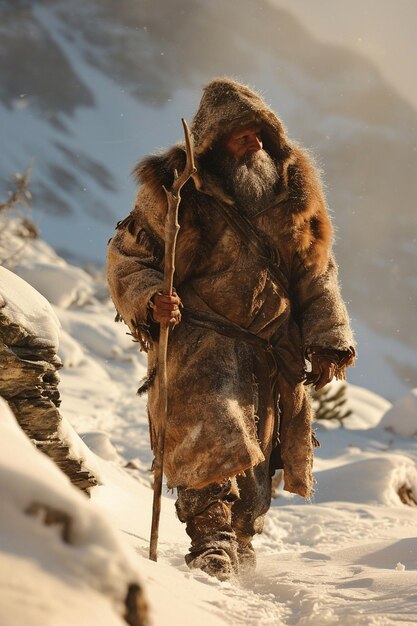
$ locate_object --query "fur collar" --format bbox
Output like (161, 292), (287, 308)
(133, 143), (333, 275)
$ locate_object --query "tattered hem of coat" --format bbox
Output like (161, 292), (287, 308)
(165, 453), (266, 492)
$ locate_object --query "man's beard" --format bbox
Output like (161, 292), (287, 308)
(218, 150), (279, 216)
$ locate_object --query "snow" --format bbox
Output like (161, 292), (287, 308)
(346, 318), (417, 401)
(3, 230), (417, 625)
(321, 380), (391, 430)
(15, 261), (95, 308)
(380, 389), (417, 437)
(313, 454), (417, 506)
(0, 265), (60, 349)
(0, 398), (143, 626)
(58, 327), (85, 368)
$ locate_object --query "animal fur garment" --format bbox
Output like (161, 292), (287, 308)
(107, 78), (355, 498)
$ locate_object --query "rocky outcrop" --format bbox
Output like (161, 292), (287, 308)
(0, 281), (98, 494)
(0, 265), (149, 626)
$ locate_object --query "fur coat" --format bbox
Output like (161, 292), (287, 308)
(106, 78), (355, 498)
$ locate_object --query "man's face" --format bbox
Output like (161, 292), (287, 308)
(215, 125), (277, 215)
(223, 125), (263, 161)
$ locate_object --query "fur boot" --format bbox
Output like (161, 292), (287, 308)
(184, 500), (239, 581)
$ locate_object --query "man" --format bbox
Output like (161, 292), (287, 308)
(107, 78), (355, 581)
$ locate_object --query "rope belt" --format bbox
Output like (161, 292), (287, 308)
(182, 308), (306, 387)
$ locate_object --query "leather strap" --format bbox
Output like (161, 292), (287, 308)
(212, 199), (291, 299)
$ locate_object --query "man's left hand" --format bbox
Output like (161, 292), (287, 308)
(305, 354), (337, 390)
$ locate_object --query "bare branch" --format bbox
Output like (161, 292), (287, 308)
(0, 166), (33, 213)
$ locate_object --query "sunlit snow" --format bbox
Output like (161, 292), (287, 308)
(1, 225), (417, 625)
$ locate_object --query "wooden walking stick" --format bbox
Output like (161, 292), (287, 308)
(149, 118), (196, 562)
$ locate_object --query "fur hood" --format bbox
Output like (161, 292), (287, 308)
(191, 77), (290, 159)
(133, 77), (293, 185)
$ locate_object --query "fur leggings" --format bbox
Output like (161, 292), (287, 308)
(175, 458), (272, 544)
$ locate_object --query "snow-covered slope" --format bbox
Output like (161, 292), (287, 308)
(2, 1), (417, 398)
(2, 225), (417, 625)
(0, 399), (145, 626)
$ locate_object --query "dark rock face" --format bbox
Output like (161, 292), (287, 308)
(0, 307), (98, 494)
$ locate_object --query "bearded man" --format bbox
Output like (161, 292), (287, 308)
(106, 78), (355, 581)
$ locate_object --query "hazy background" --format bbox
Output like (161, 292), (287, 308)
(1, 0), (416, 399)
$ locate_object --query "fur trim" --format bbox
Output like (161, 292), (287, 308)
(280, 148), (333, 274)
(132, 147), (333, 276)
(335, 348), (356, 380)
(137, 366), (157, 396)
(132, 144), (187, 200)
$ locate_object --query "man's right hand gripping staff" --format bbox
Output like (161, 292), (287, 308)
(149, 293), (182, 326)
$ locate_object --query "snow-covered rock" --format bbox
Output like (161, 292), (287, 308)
(82, 431), (121, 462)
(0, 264), (101, 493)
(0, 398), (148, 626)
(313, 453), (417, 506)
(341, 382), (391, 430)
(380, 389), (417, 437)
(0, 265), (60, 349)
